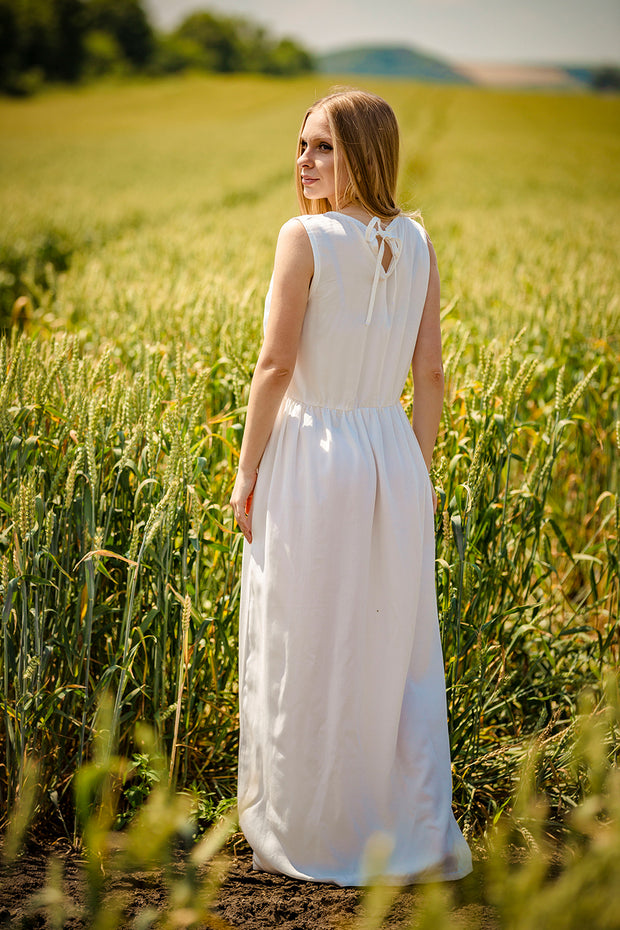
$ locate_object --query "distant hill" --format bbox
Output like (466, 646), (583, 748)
(317, 45), (470, 83)
(317, 44), (615, 90)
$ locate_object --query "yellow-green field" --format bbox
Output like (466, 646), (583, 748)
(0, 72), (618, 859)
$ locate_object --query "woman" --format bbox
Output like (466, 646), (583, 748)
(231, 89), (472, 886)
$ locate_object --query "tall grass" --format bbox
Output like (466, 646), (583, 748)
(0, 330), (244, 824)
(0, 74), (618, 837)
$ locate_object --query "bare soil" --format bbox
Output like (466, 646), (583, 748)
(0, 839), (500, 929)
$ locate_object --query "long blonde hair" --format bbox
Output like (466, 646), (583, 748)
(295, 89), (402, 221)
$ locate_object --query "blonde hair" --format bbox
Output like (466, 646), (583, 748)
(295, 89), (402, 221)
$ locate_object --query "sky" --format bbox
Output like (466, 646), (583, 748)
(144, 0), (620, 65)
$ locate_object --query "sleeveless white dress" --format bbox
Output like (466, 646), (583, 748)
(237, 211), (472, 886)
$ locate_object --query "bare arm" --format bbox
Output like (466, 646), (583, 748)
(231, 219), (313, 542)
(411, 237), (444, 498)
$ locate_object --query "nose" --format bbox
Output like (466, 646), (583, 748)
(297, 148), (313, 167)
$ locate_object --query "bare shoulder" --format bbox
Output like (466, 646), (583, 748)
(274, 218), (313, 275)
(277, 217), (311, 247)
(420, 228), (437, 268)
(405, 215), (437, 267)
(426, 233), (439, 277)
(419, 230), (438, 287)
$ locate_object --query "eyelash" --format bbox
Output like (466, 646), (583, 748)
(300, 142), (333, 153)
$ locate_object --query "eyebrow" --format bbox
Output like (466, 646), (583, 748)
(300, 134), (333, 145)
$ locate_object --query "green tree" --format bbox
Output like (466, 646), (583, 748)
(0, 0), (313, 92)
(150, 33), (211, 75)
(173, 10), (314, 76)
(82, 28), (127, 76)
(264, 38), (314, 76)
(0, 0), (86, 89)
(174, 11), (242, 72)
(0, 1), (20, 86)
(592, 65), (620, 91)
(54, 0), (87, 80)
(230, 18), (271, 72)
(84, 0), (153, 68)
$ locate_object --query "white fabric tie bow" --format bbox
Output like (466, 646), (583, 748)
(364, 216), (403, 325)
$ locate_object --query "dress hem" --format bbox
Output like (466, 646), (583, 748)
(251, 852), (473, 888)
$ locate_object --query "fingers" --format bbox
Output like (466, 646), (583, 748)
(231, 475), (256, 544)
(245, 489), (254, 516)
(231, 468), (258, 544)
(237, 516), (253, 544)
(232, 498), (253, 543)
(233, 512), (252, 543)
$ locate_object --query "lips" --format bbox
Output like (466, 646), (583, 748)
(301, 176), (318, 183)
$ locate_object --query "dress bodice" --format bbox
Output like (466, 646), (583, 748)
(263, 211), (431, 411)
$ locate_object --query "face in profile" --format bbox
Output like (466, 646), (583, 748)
(297, 108), (348, 208)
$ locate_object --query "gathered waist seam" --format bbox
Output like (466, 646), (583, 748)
(284, 394), (402, 413)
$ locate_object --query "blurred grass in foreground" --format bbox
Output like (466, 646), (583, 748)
(2, 683), (618, 928)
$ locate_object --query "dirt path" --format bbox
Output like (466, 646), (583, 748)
(0, 842), (499, 929)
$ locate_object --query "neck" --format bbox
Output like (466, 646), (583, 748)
(335, 205), (401, 229)
(334, 202), (373, 223)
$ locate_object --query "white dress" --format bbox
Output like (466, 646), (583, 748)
(237, 211), (472, 886)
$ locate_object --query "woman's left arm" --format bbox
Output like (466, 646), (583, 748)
(231, 219), (313, 542)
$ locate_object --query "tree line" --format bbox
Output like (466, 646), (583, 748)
(0, 0), (315, 94)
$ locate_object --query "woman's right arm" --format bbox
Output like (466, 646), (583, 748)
(231, 219), (313, 542)
(411, 237), (444, 499)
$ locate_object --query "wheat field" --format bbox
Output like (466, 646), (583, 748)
(0, 75), (618, 846)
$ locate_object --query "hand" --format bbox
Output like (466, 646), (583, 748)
(231, 468), (258, 543)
